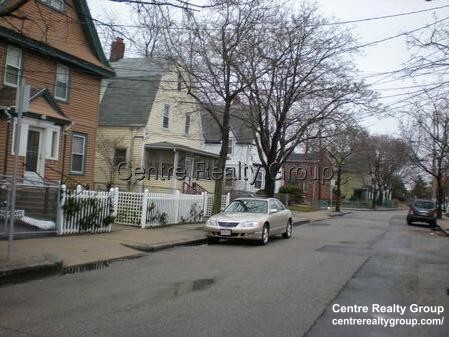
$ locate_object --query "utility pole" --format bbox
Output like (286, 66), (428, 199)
(7, 83), (30, 258)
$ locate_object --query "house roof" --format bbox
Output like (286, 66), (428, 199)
(99, 58), (175, 127)
(111, 58), (172, 77)
(0, 86), (71, 125)
(99, 75), (161, 127)
(0, 0), (114, 78)
(146, 142), (220, 158)
(201, 109), (254, 144)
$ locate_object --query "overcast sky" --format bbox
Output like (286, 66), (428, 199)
(87, 0), (449, 136)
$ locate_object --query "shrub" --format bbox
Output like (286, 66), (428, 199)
(278, 185), (304, 204)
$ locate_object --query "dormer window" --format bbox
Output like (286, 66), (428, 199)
(40, 0), (65, 11)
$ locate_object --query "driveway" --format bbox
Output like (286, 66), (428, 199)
(0, 210), (447, 337)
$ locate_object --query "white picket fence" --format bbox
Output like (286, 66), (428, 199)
(55, 185), (230, 233)
(57, 185), (117, 235)
(115, 189), (230, 228)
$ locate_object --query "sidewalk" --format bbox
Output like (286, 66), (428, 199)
(437, 217), (449, 234)
(0, 211), (352, 285)
(0, 223), (206, 284)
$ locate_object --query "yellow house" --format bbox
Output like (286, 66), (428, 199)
(94, 39), (218, 193)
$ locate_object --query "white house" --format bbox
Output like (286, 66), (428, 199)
(201, 110), (282, 194)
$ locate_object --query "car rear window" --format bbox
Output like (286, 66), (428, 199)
(414, 201), (434, 209)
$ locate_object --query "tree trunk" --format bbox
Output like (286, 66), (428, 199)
(263, 170), (276, 197)
(436, 175), (444, 219)
(335, 166), (342, 212)
(211, 105), (231, 215)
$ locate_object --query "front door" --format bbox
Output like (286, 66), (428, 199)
(25, 128), (44, 182)
(185, 157), (194, 183)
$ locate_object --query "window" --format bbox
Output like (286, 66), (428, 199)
(302, 181), (308, 193)
(71, 133), (86, 174)
(55, 64), (70, 101)
(4, 46), (22, 87)
(177, 71), (182, 91)
(185, 113), (191, 135)
(163, 104), (170, 129)
(114, 148), (127, 166)
(49, 130), (59, 160)
(40, 0), (65, 11)
(254, 171), (263, 189)
(227, 139), (233, 155)
(274, 199), (286, 210)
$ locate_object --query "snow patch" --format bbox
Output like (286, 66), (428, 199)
(21, 216), (55, 230)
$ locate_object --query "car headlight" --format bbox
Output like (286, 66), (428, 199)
(239, 221), (258, 228)
(206, 219), (217, 227)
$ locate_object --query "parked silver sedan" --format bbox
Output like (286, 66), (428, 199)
(204, 198), (293, 245)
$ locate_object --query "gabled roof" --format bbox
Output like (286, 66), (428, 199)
(201, 108), (254, 145)
(99, 57), (174, 127)
(99, 75), (161, 127)
(0, 0), (114, 77)
(0, 87), (71, 125)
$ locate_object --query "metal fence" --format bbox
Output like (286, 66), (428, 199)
(0, 176), (60, 238)
(116, 189), (230, 228)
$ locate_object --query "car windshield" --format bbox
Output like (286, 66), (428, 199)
(223, 200), (268, 214)
(414, 201), (434, 209)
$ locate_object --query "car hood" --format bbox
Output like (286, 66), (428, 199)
(211, 213), (268, 223)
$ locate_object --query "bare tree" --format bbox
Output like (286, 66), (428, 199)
(400, 91), (449, 218)
(238, 4), (373, 196)
(96, 134), (126, 189)
(362, 135), (410, 209)
(164, 0), (269, 213)
(324, 125), (366, 212)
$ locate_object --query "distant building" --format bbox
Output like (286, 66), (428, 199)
(283, 152), (333, 205)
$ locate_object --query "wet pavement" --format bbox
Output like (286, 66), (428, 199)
(0, 210), (447, 337)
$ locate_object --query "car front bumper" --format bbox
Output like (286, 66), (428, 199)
(204, 225), (263, 240)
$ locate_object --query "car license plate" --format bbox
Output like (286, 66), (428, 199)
(220, 229), (232, 236)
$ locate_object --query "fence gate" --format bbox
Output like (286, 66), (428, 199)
(0, 176), (60, 239)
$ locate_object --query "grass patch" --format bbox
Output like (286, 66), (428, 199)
(288, 205), (318, 212)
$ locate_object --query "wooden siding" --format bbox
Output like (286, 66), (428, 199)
(0, 41), (102, 186)
(0, 0), (107, 69)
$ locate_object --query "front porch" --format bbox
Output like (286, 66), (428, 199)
(143, 142), (219, 194)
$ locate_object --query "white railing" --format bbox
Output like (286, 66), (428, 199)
(57, 185), (117, 235)
(115, 189), (230, 228)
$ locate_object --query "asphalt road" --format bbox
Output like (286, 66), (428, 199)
(0, 211), (448, 337)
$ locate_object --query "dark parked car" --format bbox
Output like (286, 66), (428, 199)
(407, 199), (437, 227)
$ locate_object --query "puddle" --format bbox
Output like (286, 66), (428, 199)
(156, 278), (216, 300)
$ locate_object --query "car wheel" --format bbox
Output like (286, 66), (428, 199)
(207, 237), (220, 244)
(429, 220), (437, 228)
(282, 220), (292, 239)
(259, 224), (269, 245)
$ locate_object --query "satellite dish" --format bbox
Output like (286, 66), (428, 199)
(0, 0), (29, 16)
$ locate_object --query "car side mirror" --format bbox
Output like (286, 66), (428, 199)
(270, 209), (278, 214)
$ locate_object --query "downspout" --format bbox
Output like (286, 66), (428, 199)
(2, 109), (12, 175)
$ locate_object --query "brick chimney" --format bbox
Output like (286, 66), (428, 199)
(109, 37), (125, 62)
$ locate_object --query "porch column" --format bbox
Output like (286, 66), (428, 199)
(173, 149), (179, 192)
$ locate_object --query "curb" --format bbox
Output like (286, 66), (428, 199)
(0, 256), (62, 287)
(329, 211), (352, 217)
(121, 237), (208, 252)
(293, 220), (311, 227)
(62, 253), (146, 275)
